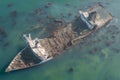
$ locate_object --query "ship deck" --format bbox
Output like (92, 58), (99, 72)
(5, 4), (113, 72)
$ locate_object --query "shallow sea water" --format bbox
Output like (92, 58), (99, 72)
(0, 0), (120, 80)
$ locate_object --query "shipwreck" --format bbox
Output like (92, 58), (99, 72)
(5, 4), (113, 72)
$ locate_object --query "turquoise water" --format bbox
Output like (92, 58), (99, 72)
(0, 0), (120, 80)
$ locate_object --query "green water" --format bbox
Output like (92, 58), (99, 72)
(0, 0), (120, 80)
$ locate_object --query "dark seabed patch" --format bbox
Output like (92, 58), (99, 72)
(7, 3), (14, 8)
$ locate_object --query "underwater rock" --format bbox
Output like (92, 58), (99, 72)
(89, 49), (95, 54)
(28, 12), (36, 16)
(105, 41), (114, 46)
(68, 13), (72, 16)
(46, 15), (52, 19)
(68, 67), (74, 72)
(0, 27), (7, 38)
(97, 38), (102, 42)
(3, 42), (9, 47)
(35, 8), (42, 14)
(12, 20), (16, 26)
(7, 3), (13, 7)
(89, 47), (100, 54)
(45, 2), (52, 8)
(111, 35), (116, 39)
(111, 48), (120, 53)
(37, 18), (41, 22)
(54, 19), (63, 23)
(10, 10), (17, 18)
(65, 2), (70, 6)
(60, 13), (65, 18)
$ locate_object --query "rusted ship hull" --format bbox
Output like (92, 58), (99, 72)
(5, 4), (113, 72)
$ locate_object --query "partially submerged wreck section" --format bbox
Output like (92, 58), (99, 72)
(6, 4), (113, 72)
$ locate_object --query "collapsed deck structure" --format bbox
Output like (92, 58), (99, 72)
(5, 4), (113, 72)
